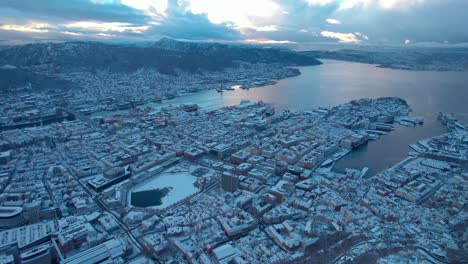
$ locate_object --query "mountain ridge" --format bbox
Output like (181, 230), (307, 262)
(0, 39), (321, 74)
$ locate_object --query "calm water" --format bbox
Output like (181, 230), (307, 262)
(131, 189), (168, 207)
(155, 60), (468, 175)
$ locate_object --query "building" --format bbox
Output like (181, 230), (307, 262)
(183, 147), (205, 160)
(221, 172), (239, 193)
(0, 151), (11, 164)
(57, 221), (96, 253)
(265, 222), (302, 251)
(217, 210), (257, 238)
(103, 167), (126, 180)
(212, 244), (241, 264)
(20, 243), (54, 264)
(211, 144), (232, 159)
(88, 166), (131, 192)
(0, 206), (27, 229)
(230, 150), (250, 165)
(0, 254), (15, 264)
(59, 238), (129, 264)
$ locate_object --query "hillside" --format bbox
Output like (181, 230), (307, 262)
(154, 38), (322, 66)
(300, 48), (468, 71)
(0, 68), (76, 92)
(0, 39), (321, 74)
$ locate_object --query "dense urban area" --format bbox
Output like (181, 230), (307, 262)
(0, 86), (466, 263)
(1, 0), (467, 262)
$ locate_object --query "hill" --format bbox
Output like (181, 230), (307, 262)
(0, 39), (321, 74)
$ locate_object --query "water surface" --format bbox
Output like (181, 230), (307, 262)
(155, 60), (468, 174)
(157, 60), (468, 118)
(131, 188), (169, 207)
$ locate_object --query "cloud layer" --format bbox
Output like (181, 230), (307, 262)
(0, 0), (467, 45)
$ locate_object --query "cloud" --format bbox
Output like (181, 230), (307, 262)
(0, 23), (52, 33)
(252, 25), (278, 32)
(307, 0), (426, 11)
(184, 0), (280, 28)
(376, 0), (426, 10)
(320, 31), (366, 43)
(119, 0), (168, 16)
(0, 0), (148, 24)
(0, 0), (467, 45)
(306, 0), (336, 6)
(331, 0), (468, 44)
(326, 18), (341, 24)
(245, 38), (295, 44)
(64, 21), (149, 34)
(0, 23), (111, 45)
(0, 0), (243, 43)
(355, 32), (368, 40)
(143, 0), (242, 40)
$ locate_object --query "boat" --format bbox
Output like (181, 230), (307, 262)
(181, 104), (198, 112)
(265, 106), (275, 116)
(374, 123), (394, 131)
(365, 129), (386, 135)
(320, 159), (334, 167)
(360, 167), (369, 178)
(409, 144), (426, 153)
(398, 120), (416, 127)
(215, 88), (224, 93)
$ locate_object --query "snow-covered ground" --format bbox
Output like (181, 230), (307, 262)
(131, 172), (199, 210)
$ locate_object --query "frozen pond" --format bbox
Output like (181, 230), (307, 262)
(130, 172), (199, 209)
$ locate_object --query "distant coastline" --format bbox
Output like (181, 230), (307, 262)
(301, 48), (468, 72)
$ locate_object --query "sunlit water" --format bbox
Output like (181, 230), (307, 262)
(152, 60), (468, 175)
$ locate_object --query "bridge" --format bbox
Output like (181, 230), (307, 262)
(58, 108), (101, 129)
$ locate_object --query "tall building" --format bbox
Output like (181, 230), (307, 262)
(221, 172), (239, 193)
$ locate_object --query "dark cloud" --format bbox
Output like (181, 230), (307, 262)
(0, 7), (64, 25)
(151, 15), (241, 40)
(145, 0), (241, 40)
(0, 0), (467, 45)
(0, 26), (112, 45)
(0, 0), (242, 43)
(0, 0), (147, 24)
(270, 0), (468, 44)
(241, 0), (349, 43)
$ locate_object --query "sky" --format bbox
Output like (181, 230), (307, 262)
(0, 0), (467, 45)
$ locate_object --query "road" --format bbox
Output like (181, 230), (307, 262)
(57, 151), (153, 259)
